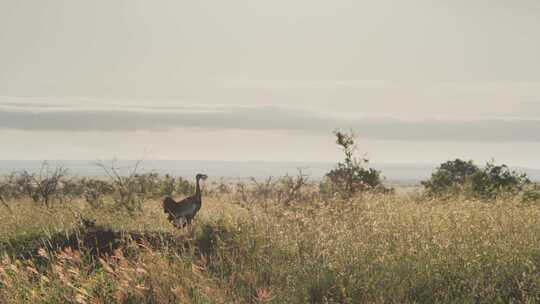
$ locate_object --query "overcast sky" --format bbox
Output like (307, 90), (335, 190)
(1, 0), (539, 167)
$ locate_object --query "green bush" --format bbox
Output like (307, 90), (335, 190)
(422, 159), (479, 197)
(521, 184), (540, 203)
(82, 179), (114, 208)
(320, 130), (390, 198)
(158, 174), (195, 197)
(423, 159), (532, 200)
(175, 177), (195, 196)
(8, 163), (68, 207)
(467, 162), (531, 199)
(159, 174), (176, 196)
(96, 161), (147, 212)
(0, 174), (20, 212)
(133, 172), (161, 199)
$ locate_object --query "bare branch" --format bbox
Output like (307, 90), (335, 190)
(0, 194), (12, 213)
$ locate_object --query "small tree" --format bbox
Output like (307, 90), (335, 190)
(96, 160), (145, 212)
(0, 174), (20, 213)
(176, 177), (195, 196)
(14, 171), (39, 203)
(133, 172), (161, 199)
(275, 169), (309, 206)
(321, 130), (388, 198)
(422, 159), (533, 200)
(467, 162), (531, 199)
(421, 159), (479, 197)
(59, 177), (86, 203)
(521, 183), (540, 203)
(10, 162), (68, 208)
(82, 178), (114, 208)
(160, 174), (176, 197)
(34, 163), (68, 208)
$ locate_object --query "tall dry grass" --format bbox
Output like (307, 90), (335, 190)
(1, 190), (540, 303)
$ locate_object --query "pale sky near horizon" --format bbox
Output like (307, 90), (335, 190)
(1, 1), (539, 167)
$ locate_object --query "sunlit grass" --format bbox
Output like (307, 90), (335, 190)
(1, 192), (540, 303)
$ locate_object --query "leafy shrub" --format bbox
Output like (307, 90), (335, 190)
(232, 171), (311, 210)
(0, 174), (20, 212)
(82, 179), (114, 208)
(467, 162), (531, 199)
(13, 170), (40, 203)
(133, 172), (162, 199)
(34, 163), (68, 207)
(59, 177), (86, 203)
(422, 159), (479, 197)
(155, 174), (195, 197)
(423, 159), (532, 200)
(96, 160), (146, 212)
(159, 174), (176, 196)
(320, 130), (389, 198)
(175, 177), (195, 196)
(7, 162), (68, 207)
(214, 179), (231, 195)
(113, 178), (145, 212)
(275, 170), (309, 206)
(520, 184), (540, 203)
(95, 160), (198, 212)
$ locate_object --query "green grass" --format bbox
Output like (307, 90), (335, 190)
(1, 192), (540, 303)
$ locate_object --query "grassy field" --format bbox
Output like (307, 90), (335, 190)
(1, 189), (540, 303)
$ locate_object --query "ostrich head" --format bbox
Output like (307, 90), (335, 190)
(196, 173), (208, 181)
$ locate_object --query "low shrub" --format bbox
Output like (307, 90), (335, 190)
(423, 159), (533, 200)
(320, 130), (390, 199)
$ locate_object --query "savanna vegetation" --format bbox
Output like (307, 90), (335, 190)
(1, 132), (540, 303)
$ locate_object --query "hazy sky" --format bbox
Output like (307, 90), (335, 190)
(1, 0), (539, 167)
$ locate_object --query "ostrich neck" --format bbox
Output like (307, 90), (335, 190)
(195, 178), (202, 202)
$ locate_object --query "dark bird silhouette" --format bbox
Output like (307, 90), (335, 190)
(163, 173), (208, 228)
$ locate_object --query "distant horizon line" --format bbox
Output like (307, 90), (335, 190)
(0, 159), (539, 169)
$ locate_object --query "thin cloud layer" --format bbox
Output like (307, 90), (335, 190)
(1, 106), (538, 142)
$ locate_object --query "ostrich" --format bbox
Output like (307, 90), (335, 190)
(163, 173), (208, 228)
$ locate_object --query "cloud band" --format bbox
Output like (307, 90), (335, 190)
(0, 106), (538, 142)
